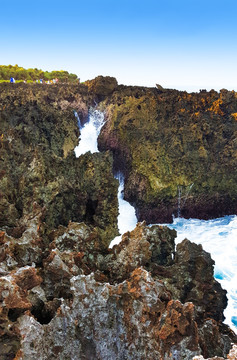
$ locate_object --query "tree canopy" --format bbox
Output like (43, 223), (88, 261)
(0, 64), (78, 82)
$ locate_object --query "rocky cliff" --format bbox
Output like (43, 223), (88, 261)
(98, 86), (237, 223)
(0, 79), (236, 359)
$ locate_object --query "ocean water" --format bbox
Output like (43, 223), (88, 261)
(74, 109), (237, 334)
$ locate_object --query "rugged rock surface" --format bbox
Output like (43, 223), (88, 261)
(0, 81), (237, 359)
(98, 86), (237, 222)
(0, 83), (118, 243)
(0, 221), (236, 359)
(193, 344), (237, 359)
(85, 75), (118, 100)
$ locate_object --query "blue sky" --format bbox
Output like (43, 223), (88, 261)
(1, 0), (237, 91)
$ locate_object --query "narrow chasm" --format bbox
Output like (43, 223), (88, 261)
(0, 81), (237, 360)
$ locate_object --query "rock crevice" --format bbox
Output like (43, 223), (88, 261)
(0, 81), (236, 359)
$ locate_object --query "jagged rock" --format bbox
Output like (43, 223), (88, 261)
(15, 265), (235, 359)
(13, 266), (42, 291)
(51, 221), (104, 252)
(85, 75), (118, 99)
(158, 300), (200, 355)
(15, 269), (200, 359)
(0, 221), (236, 359)
(0, 83), (237, 359)
(99, 87), (237, 223)
(0, 205), (46, 272)
(193, 344), (237, 359)
(0, 275), (31, 310)
(0, 85), (119, 243)
(156, 83), (165, 91)
(101, 222), (176, 281)
(166, 239), (227, 322)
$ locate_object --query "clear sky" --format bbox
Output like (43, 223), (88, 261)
(1, 0), (237, 91)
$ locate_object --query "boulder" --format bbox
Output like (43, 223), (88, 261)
(85, 75), (118, 98)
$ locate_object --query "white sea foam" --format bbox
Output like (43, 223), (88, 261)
(74, 109), (105, 157)
(109, 174), (137, 248)
(74, 111), (82, 129)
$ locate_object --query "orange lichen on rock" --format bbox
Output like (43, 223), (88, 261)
(208, 99), (224, 116)
(1, 83), (237, 359)
(0, 277), (31, 309)
(13, 267), (42, 291)
(13, 349), (23, 360)
(158, 300), (196, 340)
(231, 113), (237, 121)
(0, 230), (5, 243)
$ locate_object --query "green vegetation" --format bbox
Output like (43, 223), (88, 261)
(0, 79), (34, 83)
(0, 64), (78, 82)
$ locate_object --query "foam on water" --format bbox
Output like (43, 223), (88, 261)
(74, 111), (82, 130)
(163, 216), (237, 333)
(74, 109), (105, 157)
(109, 173), (137, 248)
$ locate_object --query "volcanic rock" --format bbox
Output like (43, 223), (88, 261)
(85, 75), (118, 99)
(98, 86), (237, 223)
(2, 223), (234, 359)
(0, 82), (236, 359)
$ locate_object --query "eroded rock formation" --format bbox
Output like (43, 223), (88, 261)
(0, 80), (237, 359)
(0, 83), (118, 242)
(98, 86), (237, 223)
(0, 221), (236, 359)
(193, 344), (237, 360)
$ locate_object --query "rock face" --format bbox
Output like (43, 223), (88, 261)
(0, 83), (118, 243)
(193, 344), (237, 360)
(0, 222), (236, 360)
(0, 81), (236, 359)
(98, 86), (237, 223)
(85, 75), (118, 100)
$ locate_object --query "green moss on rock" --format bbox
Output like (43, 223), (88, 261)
(99, 87), (237, 222)
(0, 83), (119, 246)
